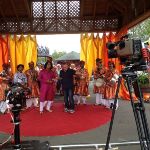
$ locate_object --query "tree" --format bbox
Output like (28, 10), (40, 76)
(129, 18), (150, 42)
(51, 50), (67, 60)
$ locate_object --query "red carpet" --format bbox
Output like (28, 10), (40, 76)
(0, 103), (111, 136)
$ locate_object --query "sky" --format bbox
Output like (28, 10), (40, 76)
(36, 34), (81, 54)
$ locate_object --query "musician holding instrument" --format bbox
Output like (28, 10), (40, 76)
(0, 63), (13, 113)
(25, 61), (39, 108)
(104, 61), (119, 109)
(93, 58), (106, 105)
(75, 60), (89, 105)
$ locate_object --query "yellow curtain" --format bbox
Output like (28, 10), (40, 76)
(9, 35), (37, 74)
(80, 33), (109, 77)
(86, 33), (97, 77)
(80, 33), (89, 69)
(93, 33), (103, 59)
(26, 35), (37, 66)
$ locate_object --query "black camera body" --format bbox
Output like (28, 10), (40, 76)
(6, 83), (30, 110)
(107, 37), (147, 71)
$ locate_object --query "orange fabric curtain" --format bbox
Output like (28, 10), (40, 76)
(0, 35), (9, 72)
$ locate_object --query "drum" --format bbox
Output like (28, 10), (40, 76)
(109, 74), (119, 85)
(95, 78), (105, 87)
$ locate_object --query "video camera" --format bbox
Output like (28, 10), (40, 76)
(106, 34), (148, 71)
(6, 83), (30, 110)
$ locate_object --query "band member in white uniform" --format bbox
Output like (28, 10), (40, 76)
(104, 61), (119, 109)
(93, 58), (106, 105)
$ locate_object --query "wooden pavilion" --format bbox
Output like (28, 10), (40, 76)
(0, 0), (150, 34)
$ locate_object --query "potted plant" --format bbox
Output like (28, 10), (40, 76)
(138, 72), (149, 87)
(138, 71), (150, 102)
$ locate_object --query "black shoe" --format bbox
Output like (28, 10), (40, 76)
(110, 103), (114, 109)
(110, 103), (118, 110)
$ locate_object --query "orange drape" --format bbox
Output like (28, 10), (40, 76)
(0, 35), (9, 71)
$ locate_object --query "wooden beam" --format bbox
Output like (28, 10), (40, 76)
(143, 0), (146, 12)
(105, 0), (114, 16)
(126, 10), (150, 29)
(93, 0), (97, 17)
(23, 0), (31, 18)
(113, 3), (124, 14)
(10, 0), (19, 20)
(0, 4), (6, 22)
(80, 0), (84, 17)
(114, 0), (127, 12)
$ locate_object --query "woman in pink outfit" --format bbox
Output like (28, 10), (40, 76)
(38, 61), (56, 114)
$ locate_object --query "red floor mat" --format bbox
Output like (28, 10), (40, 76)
(0, 103), (111, 136)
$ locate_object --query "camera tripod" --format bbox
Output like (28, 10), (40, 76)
(11, 106), (22, 150)
(105, 71), (150, 150)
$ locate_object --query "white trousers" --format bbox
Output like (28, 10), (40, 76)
(75, 96), (86, 104)
(26, 98), (39, 108)
(40, 101), (52, 112)
(96, 93), (104, 105)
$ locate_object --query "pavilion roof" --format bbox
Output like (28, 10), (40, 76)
(0, 0), (150, 34)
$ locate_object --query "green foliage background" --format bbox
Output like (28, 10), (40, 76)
(129, 18), (150, 42)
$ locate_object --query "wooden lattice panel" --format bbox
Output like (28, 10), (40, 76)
(95, 19), (106, 30)
(0, 0), (149, 34)
(0, 22), (6, 32)
(47, 20), (57, 32)
(6, 22), (18, 32)
(0, 0), (120, 34)
(69, 1), (80, 17)
(57, 19), (68, 32)
(94, 19), (118, 30)
(70, 19), (81, 31)
(44, 1), (55, 18)
(56, 1), (68, 18)
(82, 20), (93, 31)
(45, 19), (55, 30)
(33, 2), (43, 18)
(20, 22), (31, 33)
(33, 19), (44, 32)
